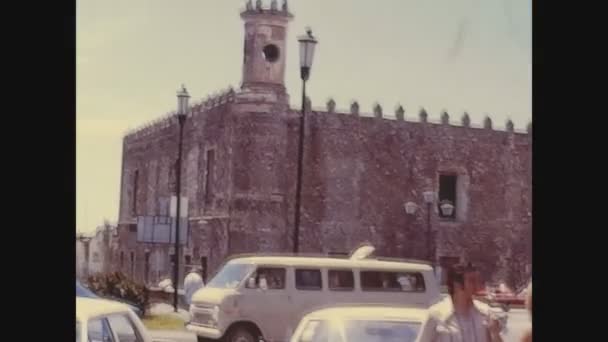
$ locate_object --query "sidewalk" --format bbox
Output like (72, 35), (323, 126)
(148, 303), (191, 322)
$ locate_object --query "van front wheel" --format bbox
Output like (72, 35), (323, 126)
(225, 327), (257, 342)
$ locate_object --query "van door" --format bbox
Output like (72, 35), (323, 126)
(240, 266), (289, 342)
(290, 268), (327, 334)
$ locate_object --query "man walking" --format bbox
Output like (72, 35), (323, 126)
(428, 263), (503, 342)
(184, 267), (204, 306)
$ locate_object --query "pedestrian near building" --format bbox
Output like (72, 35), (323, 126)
(427, 263), (503, 342)
(184, 267), (204, 306)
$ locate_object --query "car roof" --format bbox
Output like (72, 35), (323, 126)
(227, 255), (433, 272)
(302, 304), (430, 321)
(76, 297), (132, 321)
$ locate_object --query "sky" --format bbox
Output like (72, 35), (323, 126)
(77, 0), (531, 233)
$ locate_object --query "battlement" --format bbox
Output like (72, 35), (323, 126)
(241, 0), (292, 18)
(304, 98), (531, 135)
(123, 86), (236, 142)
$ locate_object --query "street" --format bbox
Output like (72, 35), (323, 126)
(503, 309), (531, 342)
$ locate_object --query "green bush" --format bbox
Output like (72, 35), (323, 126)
(87, 272), (149, 315)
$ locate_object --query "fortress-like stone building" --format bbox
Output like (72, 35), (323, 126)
(113, 0), (532, 288)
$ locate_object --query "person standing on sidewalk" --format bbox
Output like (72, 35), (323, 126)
(427, 263), (504, 342)
(184, 267), (204, 306)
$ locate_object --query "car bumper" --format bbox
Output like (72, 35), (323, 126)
(185, 323), (223, 339)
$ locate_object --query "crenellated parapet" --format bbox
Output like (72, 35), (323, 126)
(301, 99), (530, 134)
(124, 86), (236, 141)
(243, 0), (292, 17)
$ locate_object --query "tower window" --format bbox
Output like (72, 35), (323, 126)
(205, 150), (215, 204)
(438, 174), (457, 219)
(262, 44), (280, 63)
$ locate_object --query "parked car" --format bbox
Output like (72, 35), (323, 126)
(187, 245), (441, 342)
(490, 290), (525, 312)
(77, 297), (175, 342)
(290, 304), (434, 342)
(76, 280), (143, 317)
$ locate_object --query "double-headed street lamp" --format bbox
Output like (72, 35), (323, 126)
(403, 191), (454, 268)
(293, 28), (318, 254)
(173, 84), (190, 312)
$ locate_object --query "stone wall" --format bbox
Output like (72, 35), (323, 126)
(114, 95), (531, 288)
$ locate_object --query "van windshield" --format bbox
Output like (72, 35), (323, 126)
(206, 263), (254, 289)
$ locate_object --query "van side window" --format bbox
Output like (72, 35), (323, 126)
(360, 271), (426, 292)
(295, 269), (322, 290)
(328, 270), (354, 291)
(248, 268), (286, 290)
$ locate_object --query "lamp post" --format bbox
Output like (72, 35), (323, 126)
(422, 191), (435, 268)
(293, 28), (318, 254)
(404, 191), (436, 267)
(173, 84), (190, 312)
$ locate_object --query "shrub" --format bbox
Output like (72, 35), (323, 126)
(87, 272), (149, 315)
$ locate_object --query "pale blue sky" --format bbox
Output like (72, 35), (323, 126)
(77, 0), (531, 233)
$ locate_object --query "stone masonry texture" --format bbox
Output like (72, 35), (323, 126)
(111, 1), (531, 289)
(114, 96), (531, 289)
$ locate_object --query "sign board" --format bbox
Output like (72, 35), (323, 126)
(136, 216), (189, 245)
(170, 196), (188, 218)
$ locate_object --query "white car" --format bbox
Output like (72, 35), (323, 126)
(76, 297), (175, 342)
(290, 304), (434, 342)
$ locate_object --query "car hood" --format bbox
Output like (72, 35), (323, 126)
(191, 287), (237, 305)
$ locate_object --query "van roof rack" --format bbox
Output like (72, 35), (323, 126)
(372, 257), (433, 266)
(223, 253), (432, 265)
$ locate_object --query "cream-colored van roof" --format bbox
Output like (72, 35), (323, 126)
(227, 255), (433, 272)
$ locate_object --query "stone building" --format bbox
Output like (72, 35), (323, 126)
(113, 1), (531, 288)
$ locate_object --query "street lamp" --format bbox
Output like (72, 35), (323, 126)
(173, 84), (190, 312)
(293, 28), (318, 254)
(404, 191), (436, 267)
(439, 201), (455, 217)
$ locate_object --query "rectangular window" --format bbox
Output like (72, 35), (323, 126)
(295, 269), (323, 291)
(120, 251), (124, 268)
(360, 271), (426, 292)
(205, 150), (215, 204)
(328, 270), (354, 291)
(438, 174), (457, 219)
(132, 170), (139, 215)
(87, 318), (115, 342)
(245, 267), (286, 290)
(144, 252), (150, 284)
(128, 224), (137, 233)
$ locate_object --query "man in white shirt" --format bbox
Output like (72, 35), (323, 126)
(428, 263), (503, 342)
(184, 267), (204, 306)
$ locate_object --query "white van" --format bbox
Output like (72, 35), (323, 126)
(186, 248), (440, 342)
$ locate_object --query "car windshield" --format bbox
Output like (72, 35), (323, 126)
(206, 263), (254, 289)
(298, 319), (421, 342)
(344, 320), (421, 342)
(76, 281), (97, 298)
